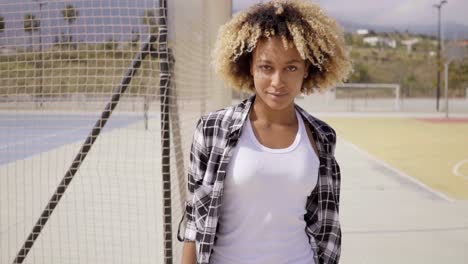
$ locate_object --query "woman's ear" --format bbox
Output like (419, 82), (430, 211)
(304, 60), (310, 78)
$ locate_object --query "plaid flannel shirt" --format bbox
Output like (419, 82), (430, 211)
(177, 94), (341, 264)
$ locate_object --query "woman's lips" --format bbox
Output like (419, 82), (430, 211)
(267, 92), (288, 99)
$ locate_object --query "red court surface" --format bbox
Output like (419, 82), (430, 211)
(416, 118), (468, 124)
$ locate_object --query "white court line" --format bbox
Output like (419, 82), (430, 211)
(339, 137), (454, 202)
(453, 159), (468, 179)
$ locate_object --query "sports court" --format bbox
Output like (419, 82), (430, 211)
(0, 110), (164, 261)
(0, 113), (142, 165)
(298, 100), (468, 264)
(325, 116), (468, 200)
(2, 99), (467, 264)
(332, 136), (468, 264)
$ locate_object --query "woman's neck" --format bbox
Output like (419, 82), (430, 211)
(250, 95), (297, 126)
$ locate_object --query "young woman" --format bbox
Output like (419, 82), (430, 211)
(177, 1), (351, 264)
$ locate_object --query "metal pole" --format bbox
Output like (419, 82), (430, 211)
(433, 1), (447, 112)
(444, 62), (449, 118)
(395, 85), (401, 111)
(436, 6), (441, 111)
(157, 1), (173, 263)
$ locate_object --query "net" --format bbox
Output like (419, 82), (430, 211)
(442, 42), (468, 116)
(301, 83), (401, 112)
(0, 0), (232, 263)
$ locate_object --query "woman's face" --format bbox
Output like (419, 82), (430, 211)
(250, 36), (309, 111)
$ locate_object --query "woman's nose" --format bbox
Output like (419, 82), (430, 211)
(271, 71), (285, 88)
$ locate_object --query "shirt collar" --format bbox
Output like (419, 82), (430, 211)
(228, 94), (255, 138)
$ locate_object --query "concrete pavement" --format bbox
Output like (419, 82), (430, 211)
(336, 138), (468, 264)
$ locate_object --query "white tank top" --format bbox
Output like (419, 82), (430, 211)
(210, 109), (319, 264)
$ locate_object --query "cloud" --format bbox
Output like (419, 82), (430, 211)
(233, 0), (468, 26)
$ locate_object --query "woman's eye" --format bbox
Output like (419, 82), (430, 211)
(287, 66), (298, 72)
(259, 65), (272, 71)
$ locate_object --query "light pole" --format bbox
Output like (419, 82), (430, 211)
(433, 0), (447, 111)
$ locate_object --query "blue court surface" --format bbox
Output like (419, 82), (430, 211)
(0, 113), (144, 166)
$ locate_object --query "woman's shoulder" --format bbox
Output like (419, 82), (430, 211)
(198, 98), (249, 127)
(295, 105), (335, 132)
(295, 104), (337, 145)
(193, 101), (246, 149)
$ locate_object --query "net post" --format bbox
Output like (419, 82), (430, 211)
(395, 84), (401, 111)
(443, 41), (467, 118)
(156, 1), (174, 263)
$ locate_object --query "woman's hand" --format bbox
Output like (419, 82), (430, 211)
(181, 241), (196, 264)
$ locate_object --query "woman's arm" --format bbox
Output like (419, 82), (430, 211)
(179, 117), (208, 263)
(181, 241), (196, 264)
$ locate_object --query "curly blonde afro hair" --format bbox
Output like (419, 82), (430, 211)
(213, 0), (352, 94)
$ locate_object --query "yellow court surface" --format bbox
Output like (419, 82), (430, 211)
(324, 117), (468, 200)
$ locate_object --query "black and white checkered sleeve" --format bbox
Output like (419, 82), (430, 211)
(179, 117), (209, 242)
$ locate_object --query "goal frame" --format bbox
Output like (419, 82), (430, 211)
(333, 83), (401, 111)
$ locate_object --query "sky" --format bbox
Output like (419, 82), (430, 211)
(233, 0), (468, 27)
(0, 0), (466, 47)
(0, 0), (159, 46)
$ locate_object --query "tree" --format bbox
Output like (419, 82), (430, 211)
(0, 15), (4, 34)
(450, 62), (468, 96)
(344, 32), (353, 45)
(142, 9), (159, 35)
(349, 62), (371, 83)
(23, 13), (40, 50)
(402, 74), (417, 97)
(104, 37), (118, 51)
(61, 4), (79, 44)
(0, 15), (4, 46)
(131, 28), (140, 47)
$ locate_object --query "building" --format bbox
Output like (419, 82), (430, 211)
(363, 36), (397, 48)
(357, 29), (369, 35)
(401, 38), (420, 54)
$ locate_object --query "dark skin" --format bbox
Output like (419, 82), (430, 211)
(181, 36), (319, 264)
(181, 242), (196, 264)
(249, 36), (319, 155)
